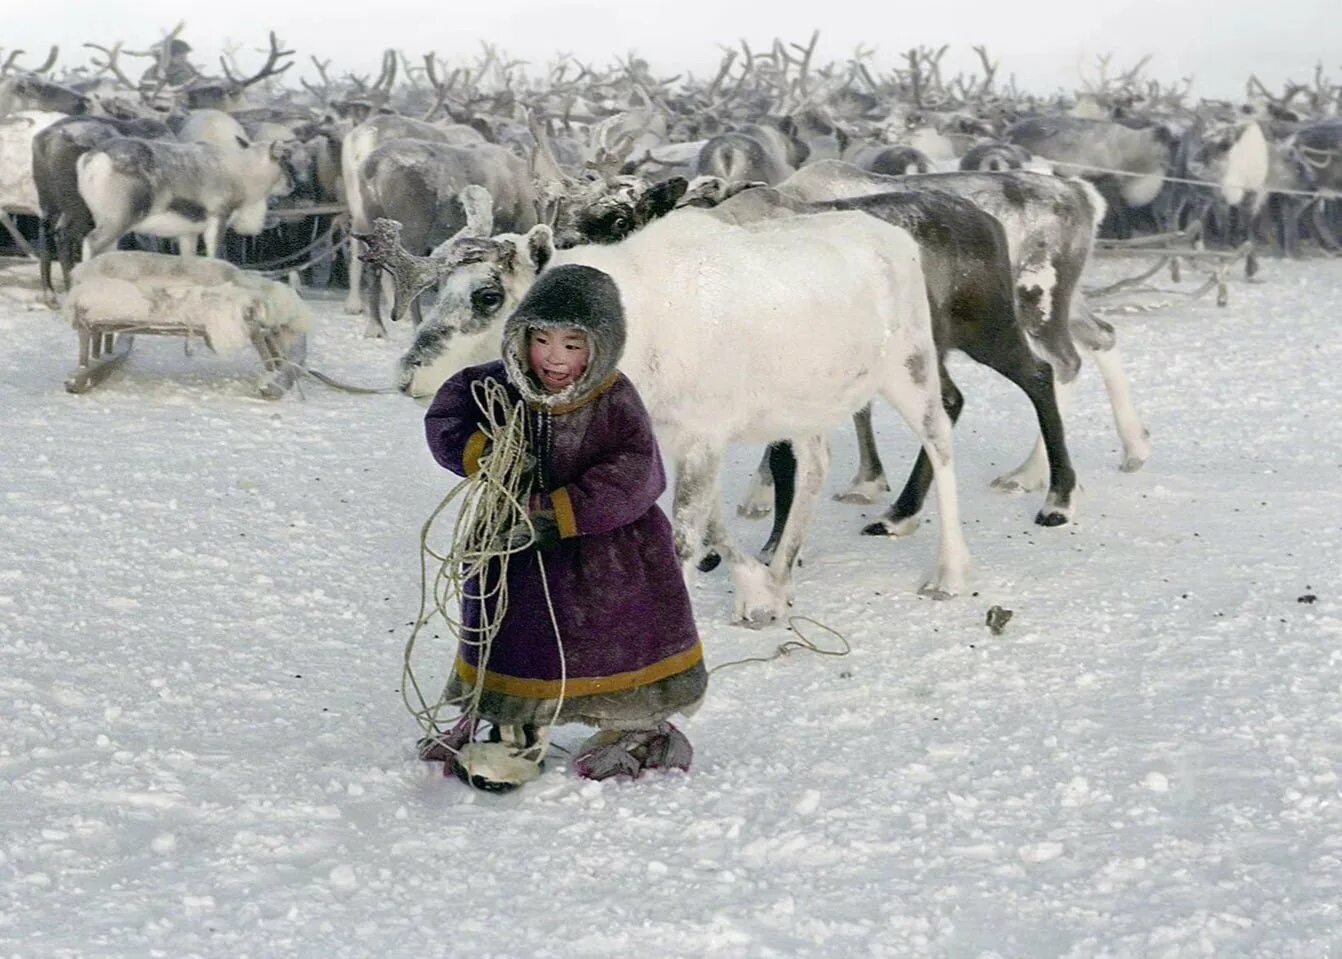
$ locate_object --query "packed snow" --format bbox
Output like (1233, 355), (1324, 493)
(1, 251), (1340, 958)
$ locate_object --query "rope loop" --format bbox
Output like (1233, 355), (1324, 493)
(401, 378), (567, 749)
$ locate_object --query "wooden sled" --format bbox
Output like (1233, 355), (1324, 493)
(62, 251), (313, 398)
(63, 318), (308, 398)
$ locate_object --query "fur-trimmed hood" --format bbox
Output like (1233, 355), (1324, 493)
(502, 264), (626, 408)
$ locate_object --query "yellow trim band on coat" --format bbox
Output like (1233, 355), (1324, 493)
(462, 430), (489, 476)
(550, 486), (578, 538)
(453, 642), (703, 699)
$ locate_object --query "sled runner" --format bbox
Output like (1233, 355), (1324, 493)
(62, 251), (311, 398)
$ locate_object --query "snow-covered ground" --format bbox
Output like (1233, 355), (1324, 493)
(2, 252), (1340, 958)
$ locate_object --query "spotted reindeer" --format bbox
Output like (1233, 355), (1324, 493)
(75, 135), (301, 259)
(772, 160), (1150, 510)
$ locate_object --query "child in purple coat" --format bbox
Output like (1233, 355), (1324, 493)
(421, 264), (707, 791)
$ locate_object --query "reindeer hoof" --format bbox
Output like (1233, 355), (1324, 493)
(834, 478), (888, 504)
(1119, 456), (1146, 473)
(862, 516), (919, 537)
(736, 478), (773, 519)
(917, 583), (956, 601)
(1035, 509), (1069, 527)
(991, 474), (1047, 493)
(733, 607), (779, 629)
(834, 491), (878, 505)
(697, 551), (722, 573)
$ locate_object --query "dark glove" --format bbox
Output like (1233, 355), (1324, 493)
(489, 510), (560, 553)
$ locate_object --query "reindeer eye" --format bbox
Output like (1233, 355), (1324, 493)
(611, 216), (629, 232)
(472, 288), (504, 314)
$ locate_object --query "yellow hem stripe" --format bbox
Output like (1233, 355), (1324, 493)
(462, 431), (488, 476)
(550, 487), (578, 538)
(454, 643), (702, 699)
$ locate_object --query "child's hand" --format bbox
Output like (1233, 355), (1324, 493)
(490, 511), (560, 553)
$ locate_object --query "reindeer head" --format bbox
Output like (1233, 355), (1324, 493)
(357, 191), (541, 397)
(266, 138), (307, 198)
(556, 176), (688, 248)
(5, 73), (91, 115)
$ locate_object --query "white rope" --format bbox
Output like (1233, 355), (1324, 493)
(401, 377), (567, 749)
(708, 616), (850, 675)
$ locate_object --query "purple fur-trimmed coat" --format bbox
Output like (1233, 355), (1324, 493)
(425, 359), (707, 729)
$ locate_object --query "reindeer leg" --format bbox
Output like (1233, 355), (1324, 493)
(673, 441), (777, 625)
(199, 223), (223, 259)
(364, 265), (387, 339)
(761, 433), (829, 614)
(974, 332), (1077, 525)
(671, 442), (723, 574)
(344, 232), (365, 314)
(83, 221), (121, 261)
(38, 217), (55, 303)
(758, 441), (796, 564)
(1073, 310), (1150, 472)
(735, 446), (774, 519)
(60, 219), (80, 291)
(878, 352), (969, 599)
(834, 403), (890, 503)
(866, 363), (963, 536)
(1311, 200), (1342, 252)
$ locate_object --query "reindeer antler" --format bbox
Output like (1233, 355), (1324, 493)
(422, 53), (462, 121)
(222, 32), (295, 91)
(355, 219), (447, 323)
(83, 42), (139, 91)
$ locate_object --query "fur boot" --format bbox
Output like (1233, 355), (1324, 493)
(451, 724), (550, 793)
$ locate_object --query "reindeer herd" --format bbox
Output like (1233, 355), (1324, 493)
(1, 29), (1340, 622)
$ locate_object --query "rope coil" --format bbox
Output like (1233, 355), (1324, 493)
(401, 377), (567, 746)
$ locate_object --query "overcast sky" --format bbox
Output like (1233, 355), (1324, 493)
(5, 0), (1336, 102)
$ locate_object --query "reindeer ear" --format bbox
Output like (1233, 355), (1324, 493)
(636, 177), (688, 221)
(457, 185), (494, 238)
(524, 224), (554, 273)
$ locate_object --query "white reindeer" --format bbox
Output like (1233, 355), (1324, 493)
(361, 206), (971, 623)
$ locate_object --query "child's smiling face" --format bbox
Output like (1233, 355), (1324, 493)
(527, 327), (590, 392)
